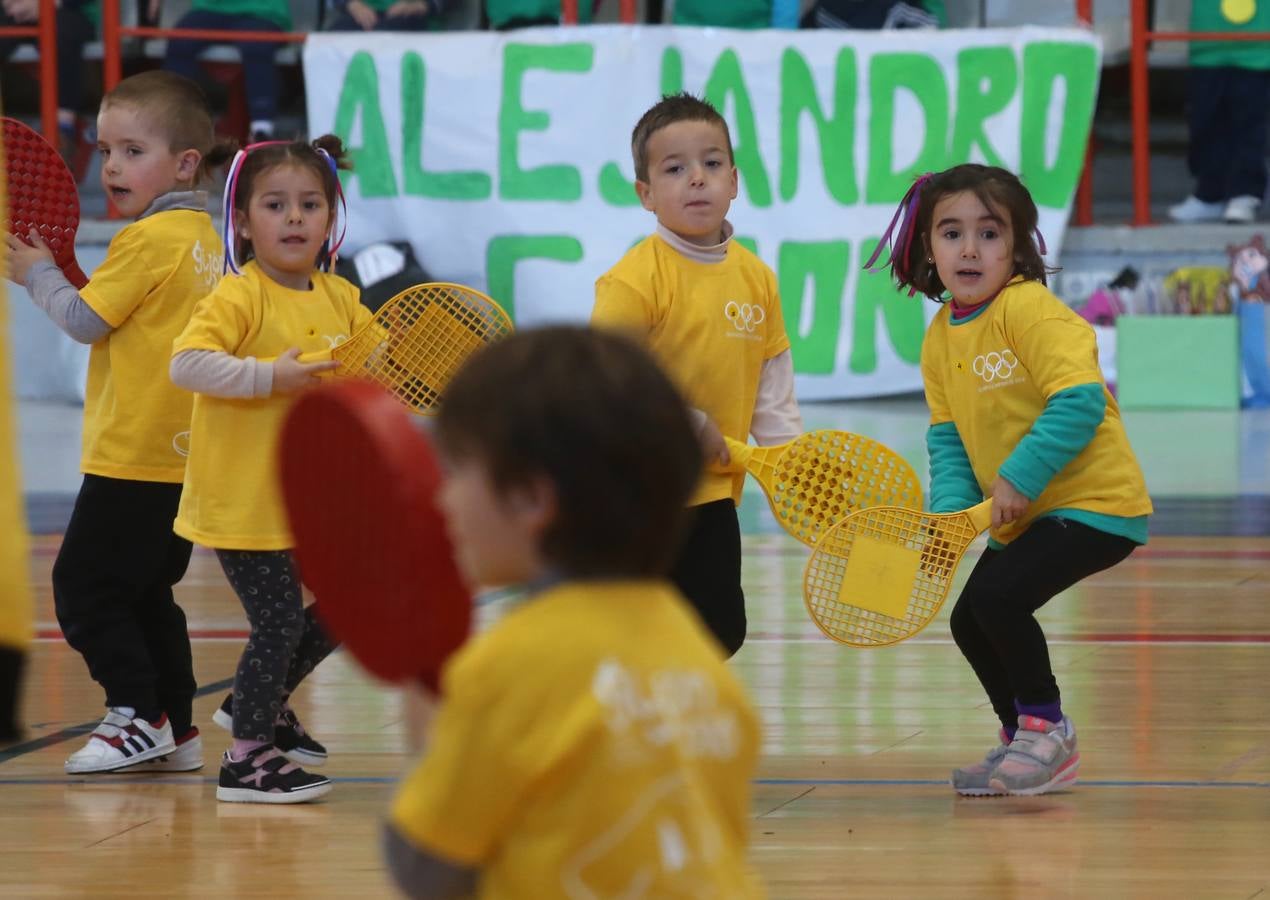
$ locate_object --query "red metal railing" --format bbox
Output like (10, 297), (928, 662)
(1130, 0), (1270, 225)
(1073, 0), (1094, 226)
(0, 0), (59, 144)
(100, 0), (638, 95)
(100, 0), (308, 93)
(82, 0), (1268, 228)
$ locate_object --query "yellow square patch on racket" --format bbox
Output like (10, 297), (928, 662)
(837, 535), (921, 621)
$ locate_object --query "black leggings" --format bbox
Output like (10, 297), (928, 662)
(670, 499), (745, 658)
(216, 550), (337, 742)
(949, 516), (1137, 731)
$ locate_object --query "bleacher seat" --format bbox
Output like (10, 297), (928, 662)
(141, 0), (321, 66)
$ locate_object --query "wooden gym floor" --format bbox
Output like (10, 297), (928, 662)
(3, 400), (1268, 898)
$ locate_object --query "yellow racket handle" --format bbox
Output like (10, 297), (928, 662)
(962, 499), (994, 533)
(722, 436), (753, 469)
(255, 349), (339, 380)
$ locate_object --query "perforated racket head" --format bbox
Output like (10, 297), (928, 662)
(2, 117), (86, 288)
(745, 431), (923, 547)
(279, 379), (471, 689)
(802, 500), (991, 647)
(332, 282), (513, 415)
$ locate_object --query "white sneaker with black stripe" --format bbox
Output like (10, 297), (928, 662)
(64, 708), (176, 774)
(117, 728), (204, 773)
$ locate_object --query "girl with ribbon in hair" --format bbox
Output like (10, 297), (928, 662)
(170, 136), (369, 804)
(868, 164), (1152, 797)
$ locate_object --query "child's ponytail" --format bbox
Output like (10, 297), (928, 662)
(194, 136), (240, 186)
(863, 173), (934, 298)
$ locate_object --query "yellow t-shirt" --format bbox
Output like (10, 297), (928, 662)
(0, 267), (33, 651)
(593, 235), (791, 506)
(391, 581), (764, 900)
(920, 278), (1153, 544)
(79, 209), (222, 482)
(172, 263), (371, 550)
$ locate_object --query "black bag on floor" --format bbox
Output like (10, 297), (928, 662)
(335, 241), (433, 314)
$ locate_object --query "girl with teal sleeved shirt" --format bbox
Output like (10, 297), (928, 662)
(871, 163), (1153, 800)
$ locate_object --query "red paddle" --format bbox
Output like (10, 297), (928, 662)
(278, 379), (471, 691)
(2, 117), (88, 289)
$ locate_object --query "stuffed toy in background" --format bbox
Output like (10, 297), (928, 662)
(1163, 266), (1231, 316)
(1079, 266), (1139, 326)
(1228, 234), (1270, 408)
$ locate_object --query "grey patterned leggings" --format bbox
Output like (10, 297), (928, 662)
(215, 550), (338, 742)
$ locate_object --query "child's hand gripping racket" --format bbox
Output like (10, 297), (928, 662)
(802, 498), (993, 647)
(300, 282), (513, 415)
(279, 379), (471, 690)
(723, 431), (924, 547)
(2, 117), (88, 288)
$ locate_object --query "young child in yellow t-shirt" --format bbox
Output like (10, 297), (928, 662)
(170, 136), (369, 804)
(0, 263), (32, 745)
(4, 71), (231, 773)
(872, 163), (1152, 796)
(385, 325), (764, 899)
(592, 92), (802, 658)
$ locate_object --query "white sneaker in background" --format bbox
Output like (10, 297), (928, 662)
(1168, 195), (1225, 223)
(1224, 195), (1262, 224)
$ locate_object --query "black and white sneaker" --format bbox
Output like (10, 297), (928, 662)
(215, 746), (331, 804)
(213, 694), (328, 767)
(64, 708), (175, 774)
(274, 705), (328, 766)
(118, 727), (204, 773)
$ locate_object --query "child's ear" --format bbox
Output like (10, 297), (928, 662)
(728, 164), (738, 201)
(175, 149), (201, 183)
(234, 208), (251, 241)
(635, 179), (656, 213)
(512, 474), (558, 536)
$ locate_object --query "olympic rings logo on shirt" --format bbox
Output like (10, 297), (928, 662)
(971, 350), (1019, 383)
(724, 301), (765, 333)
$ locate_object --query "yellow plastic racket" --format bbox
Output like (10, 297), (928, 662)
(724, 431), (924, 547)
(803, 499), (993, 647)
(302, 282), (513, 415)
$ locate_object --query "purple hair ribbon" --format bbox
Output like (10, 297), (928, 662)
(314, 147), (348, 271)
(862, 172), (933, 297)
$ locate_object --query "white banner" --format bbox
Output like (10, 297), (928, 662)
(304, 25), (1101, 399)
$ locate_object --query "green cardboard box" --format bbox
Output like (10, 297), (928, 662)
(1116, 316), (1241, 410)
